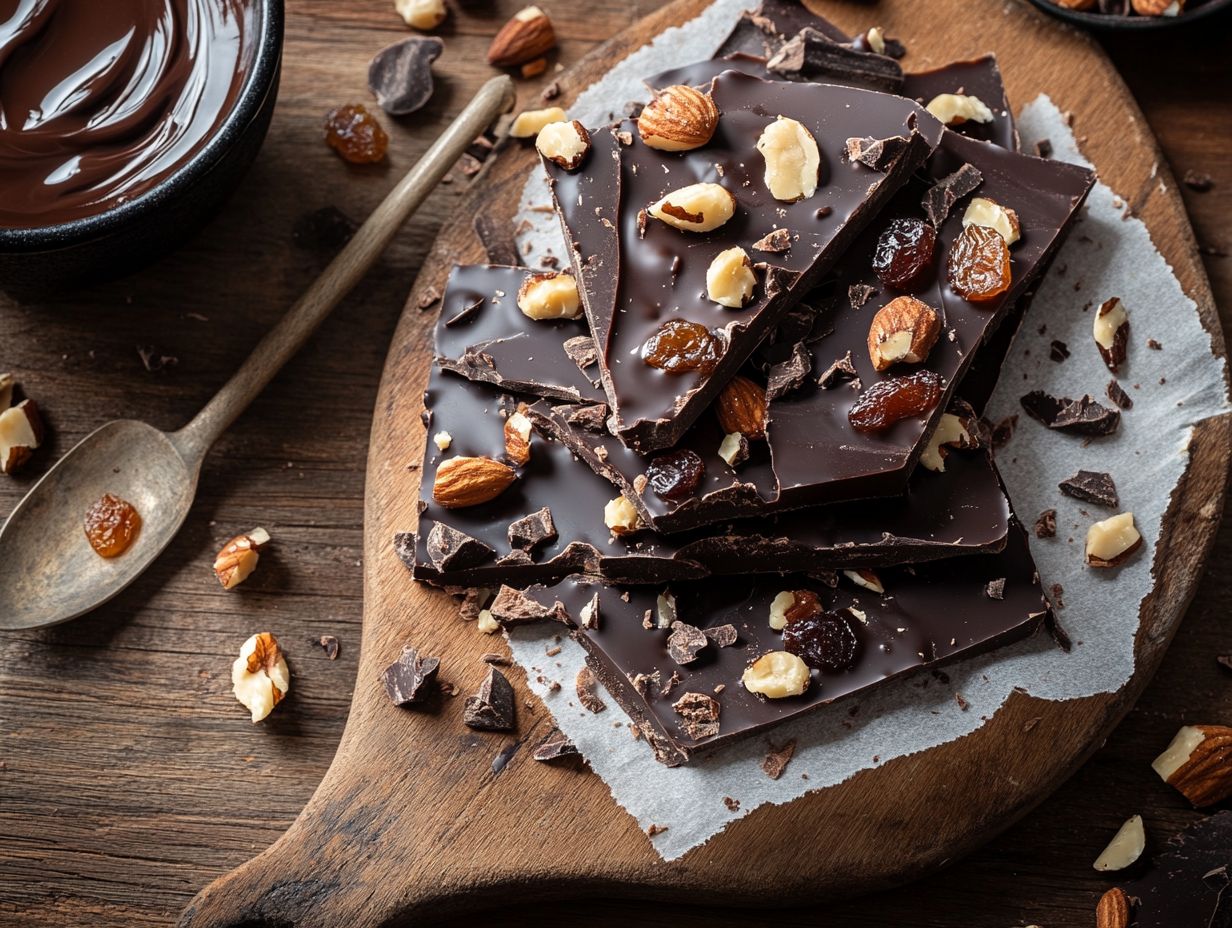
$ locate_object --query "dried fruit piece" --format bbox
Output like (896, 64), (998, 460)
(83, 493), (142, 558)
(947, 224), (1012, 303)
(962, 197), (1021, 245)
(640, 319), (720, 374)
(756, 116), (821, 202)
(1094, 297), (1129, 373)
(432, 456), (517, 508)
(1085, 512), (1141, 568)
(866, 295), (941, 371)
(872, 217), (937, 291)
(509, 106), (567, 138)
(648, 183), (736, 233)
(925, 93), (994, 127)
(741, 651), (810, 698)
(715, 374), (766, 439)
(535, 120), (591, 171)
(231, 632), (290, 723)
(324, 104), (389, 164)
(517, 271), (582, 320)
(488, 5), (556, 67)
(0, 398), (44, 475)
(214, 528), (271, 590)
(706, 247), (756, 308)
(848, 370), (943, 432)
(637, 84), (719, 152)
(646, 449), (705, 501)
(1151, 724), (1232, 806)
(783, 607), (861, 672)
(1093, 815), (1146, 872)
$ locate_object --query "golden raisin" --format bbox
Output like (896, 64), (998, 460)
(324, 104), (389, 164)
(872, 217), (936, 292)
(83, 493), (141, 558)
(848, 370), (943, 432)
(641, 319), (720, 374)
(947, 224), (1011, 303)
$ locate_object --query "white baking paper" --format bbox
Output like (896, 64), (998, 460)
(505, 4), (1230, 861)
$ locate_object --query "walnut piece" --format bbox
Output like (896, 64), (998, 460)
(214, 527), (271, 591)
(231, 632), (290, 722)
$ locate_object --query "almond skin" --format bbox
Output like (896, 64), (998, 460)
(432, 456), (517, 508)
(867, 296), (941, 372)
(1095, 887), (1131, 928)
(487, 6), (556, 67)
(1151, 724), (1232, 806)
(715, 375), (767, 440)
(637, 84), (719, 152)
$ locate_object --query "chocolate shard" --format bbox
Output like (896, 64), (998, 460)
(368, 37), (443, 116)
(766, 341), (812, 401)
(761, 739), (796, 779)
(667, 621), (710, 666)
(817, 350), (859, 389)
(1107, 379), (1134, 410)
(753, 228), (793, 253)
(1020, 390), (1121, 436)
(848, 282), (877, 310)
(459, 587), (488, 622)
(1059, 470), (1119, 508)
(1049, 339), (1070, 362)
(843, 134), (912, 172)
(426, 523), (495, 573)
(488, 584), (569, 626)
(1034, 509), (1057, 539)
(508, 506), (558, 551)
(673, 691), (721, 740)
(575, 666), (607, 713)
(565, 403), (609, 433)
(984, 578), (1006, 600)
(704, 624), (739, 647)
(921, 163), (982, 228)
(766, 27), (904, 93)
(318, 635), (341, 660)
(382, 646), (440, 706)
(532, 728), (580, 761)
(563, 335), (599, 374)
(463, 667), (515, 731)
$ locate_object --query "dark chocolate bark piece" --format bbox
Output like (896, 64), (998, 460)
(766, 27), (903, 93)
(532, 729), (580, 761)
(713, 0), (848, 60)
(1021, 391), (1121, 436)
(382, 647), (440, 705)
(463, 667), (515, 731)
(543, 71), (944, 453)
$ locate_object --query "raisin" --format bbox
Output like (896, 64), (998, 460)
(848, 370), (943, 432)
(646, 449), (705, 501)
(871, 217), (936, 292)
(83, 493), (141, 559)
(783, 607), (861, 672)
(324, 104), (389, 164)
(947, 224), (1011, 303)
(641, 319), (720, 374)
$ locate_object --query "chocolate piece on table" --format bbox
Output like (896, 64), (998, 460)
(1059, 470), (1119, 508)
(382, 646), (440, 705)
(1021, 390), (1121, 436)
(463, 667), (515, 731)
(543, 70), (944, 453)
(515, 519), (1049, 765)
(1107, 379), (1134, 410)
(532, 729), (580, 761)
(1114, 812), (1232, 928)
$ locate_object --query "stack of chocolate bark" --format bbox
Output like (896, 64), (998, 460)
(399, 2), (1096, 767)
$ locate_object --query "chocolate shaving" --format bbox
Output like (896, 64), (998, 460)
(1049, 339), (1070, 362)
(565, 403), (609, 433)
(368, 37), (444, 115)
(673, 691), (721, 740)
(761, 739), (796, 780)
(848, 282), (877, 310)
(575, 666), (607, 713)
(817, 350), (859, 389)
(921, 163), (982, 228)
(463, 667), (515, 731)
(508, 506), (557, 551)
(1034, 509), (1057, 539)
(843, 134), (912, 172)
(1020, 391), (1120, 436)
(563, 335), (598, 373)
(443, 297), (484, 327)
(1059, 470), (1119, 508)
(766, 27), (903, 93)
(426, 523), (495, 572)
(532, 729), (579, 761)
(317, 635), (340, 660)
(382, 646), (440, 706)
(753, 228), (792, 253)
(667, 621), (710, 666)
(1107, 379), (1134, 410)
(766, 341), (812, 401)
(984, 578), (1006, 601)
(705, 624), (739, 648)
(488, 584), (568, 626)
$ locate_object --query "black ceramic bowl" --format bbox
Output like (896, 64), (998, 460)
(1025, 0), (1232, 30)
(0, 0), (285, 293)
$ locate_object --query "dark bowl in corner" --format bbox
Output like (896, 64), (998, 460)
(1025, 0), (1232, 30)
(0, 0), (285, 295)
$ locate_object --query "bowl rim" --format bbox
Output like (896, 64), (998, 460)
(0, 0), (285, 251)
(1024, 0), (1232, 30)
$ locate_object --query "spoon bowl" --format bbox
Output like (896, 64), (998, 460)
(0, 421), (198, 630)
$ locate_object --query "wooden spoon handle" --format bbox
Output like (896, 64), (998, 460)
(171, 75), (515, 463)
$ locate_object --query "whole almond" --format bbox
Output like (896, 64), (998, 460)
(488, 6), (556, 67)
(867, 295), (941, 371)
(1095, 887), (1131, 928)
(716, 375), (767, 440)
(432, 456), (517, 508)
(637, 85), (719, 152)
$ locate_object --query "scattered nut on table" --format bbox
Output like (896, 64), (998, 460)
(1151, 724), (1232, 806)
(1085, 512), (1141, 568)
(395, 0), (445, 31)
(1092, 814), (1146, 871)
(0, 388), (44, 476)
(213, 528), (270, 590)
(231, 632), (290, 723)
(509, 106), (567, 139)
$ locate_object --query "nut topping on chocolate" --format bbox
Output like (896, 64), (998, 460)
(742, 651), (810, 698)
(752, 228), (792, 253)
(866, 295), (941, 371)
(1093, 297), (1130, 373)
(843, 569), (885, 594)
(432, 455), (517, 508)
(517, 271), (582, 320)
(962, 197), (1021, 245)
(925, 93), (994, 127)
(756, 116), (821, 202)
(706, 246), (757, 308)
(717, 431), (750, 468)
(919, 412), (975, 472)
(636, 84), (719, 152)
(648, 182), (736, 233)
(535, 119), (591, 171)
(1085, 512), (1142, 568)
(715, 374), (767, 440)
(603, 494), (643, 536)
(503, 406), (533, 466)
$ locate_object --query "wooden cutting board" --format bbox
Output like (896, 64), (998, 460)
(178, 1), (1230, 924)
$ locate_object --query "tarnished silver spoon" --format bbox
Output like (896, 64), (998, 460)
(0, 75), (515, 630)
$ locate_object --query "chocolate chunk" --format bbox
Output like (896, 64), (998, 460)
(1020, 391), (1120, 436)
(382, 646), (440, 705)
(416, 284), (441, 310)
(761, 739), (796, 780)
(1095, 297), (1130, 372)
(667, 621), (710, 665)
(753, 228), (793, 253)
(368, 37), (444, 116)
(767, 28), (904, 93)
(575, 666), (607, 713)
(442, 297), (484, 328)
(1148, 338), (1163, 350)
(463, 667), (515, 731)
(488, 584), (568, 626)
(705, 624), (739, 648)
(565, 403), (609, 433)
(1107, 379), (1134, 410)
(497, 549), (533, 567)
(989, 414), (1017, 449)
(1034, 138), (1053, 159)
(293, 205), (358, 251)
(843, 134), (912, 172)
(426, 523), (495, 572)
(1059, 470), (1119, 508)
(1034, 509), (1057, 539)
(317, 635), (340, 660)
(482, 652), (511, 666)
(1049, 339), (1070, 362)
(459, 587), (488, 622)
(563, 335), (598, 373)
(848, 282), (877, 310)
(1183, 170), (1214, 193)
(673, 691), (721, 740)
(472, 212), (521, 267)
(817, 350), (859, 389)
(766, 341), (812, 400)
(508, 506), (557, 551)
(984, 578), (1006, 600)
(921, 163), (982, 228)
(532, 728), (579, 761)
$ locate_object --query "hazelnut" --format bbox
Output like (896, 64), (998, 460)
(742, 651), (810, 698)
(213, 528), (271, 591)
(535, 119), (591, 171)
(509, 106), (568, 139)
(517, 271), (582, 320)
(756, 116), (821, 202)
(843, 569), (884, 594)
(636, 84), (719, 152)
(919, 412), (975, 472)
(925, 93), (994, 127)
(0, 398), (45, 476)
(1085, 512), (1141, 568)
(866, 295), (941, 371)
(655, 591), (677, 629)
(648, 182), (736, 233)
(865, 26), (887, 54)
(705, 246), (756, 308)
(503, 407), (533, 466)
(1093, 815), (1146, 872)
(231, 632), (290, 723)
(395, 0), (446, 30)
(433, 430), (452, 451)
(962, 197), (1021, 245)
(768, 590), (795, 631)
(603, 494), (643, 535)
(1093, 296), (1129, 372)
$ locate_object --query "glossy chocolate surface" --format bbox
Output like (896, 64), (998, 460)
(544, 71), (943, 452)
(0, 0), (256, 228)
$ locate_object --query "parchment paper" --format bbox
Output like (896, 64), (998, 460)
(504, 2), (1230, 861)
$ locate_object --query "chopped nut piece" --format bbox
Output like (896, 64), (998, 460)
(866, 295), (941, 371)
(535, 119), (591, 171)
(961, 197), (1021, 245)
(476, 608), (500, 635)
(706, 246), (757, 308)
(843, 569), (884, 594)
(742, 651), (810, 698)
(603, 494), (643, 535)
(520, 57), (547, 78)
(864, 25), (887, 54)
(517, 271), (582, 320)
(768, 590), (796, 632)
(925, 93), (994, 127)
(637, 84), (719, 152)
(1094, 297), (1130, 373)
(433, 430), (452, 451)
(213, 527), (271, 590)
(395, 0), (446, 30)
(488, 5), (556, 67)
(0, 372), (13, 410)
(1093, 815), (1146, 872)
(509, 106), (568, 139)
(579, 592), (600, 630)
(503, 408), (533, 465)
(648, 182), (736, 233)
(0, 399), (44, 475)
(1151, 725), (1232, 806)
(756, 116), (821, 202)
(433, 456), (517, 508)
(919, 412), (974, 472)
(1085, 512), (1142, 568)
(717, 431), (750, 468)
(231, 632), (290, 723)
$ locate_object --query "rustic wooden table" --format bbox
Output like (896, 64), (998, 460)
(1, 2), (1228, 925)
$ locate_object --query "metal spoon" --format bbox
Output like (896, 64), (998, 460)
(0, 75), (515, 630)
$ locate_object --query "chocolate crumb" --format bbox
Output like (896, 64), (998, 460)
(563, 335), (598, 372)
(1049, 339), (1070, 362)
(1034, 509), (1057, 539)
(1059, 470), (1119, 508)
(541, 80), (561, 102)
(481, 652), (511, 666)
(488, 584), (568, 626)
(1020, 391), (1120, 436)
(463, 667), (515, 731)
(426, 522), (495, 573)
(817, 350), (859, 389)
(766, 341), (812, 400)
(1034, 139), (1052, 159)
(1147, 338), (1163, 350)
(984, 578), (1006, 600)
(1183, 170), (1214, 193)
(137, 345), (178, 373)
(921, 163), (982, 228)
(564, 402), (609, 432)
(815, 205), (833, 219)
(673, 691), (721, 740)
(848, 282), (877, 310)
(575, 666), (607, 714)
(646, 823), (668, 837)
(761, 739), (796, 780)
(1107, 379), (1134, 410)
(491, 742), (519, 775)
(1217, 655), (1232, 674)
(382, 646), (440, 706)
(368, 37), (443, 116)
(954, 692), (970, 711)
(989, 414), (1018, 449)
(723, 796), (740, 812)
(317, 635), (340, 660)
(667, 621), (710, 665)
(508, 506), (558, 551)
(532, 728), (578, 761)
(704, 624), (739, 648)
(843, 134), (911, 172)
(293, 205), (358, 252)
(753, 227), (793, 253)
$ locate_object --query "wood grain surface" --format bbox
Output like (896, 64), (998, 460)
(1, 2), (1230, 926)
